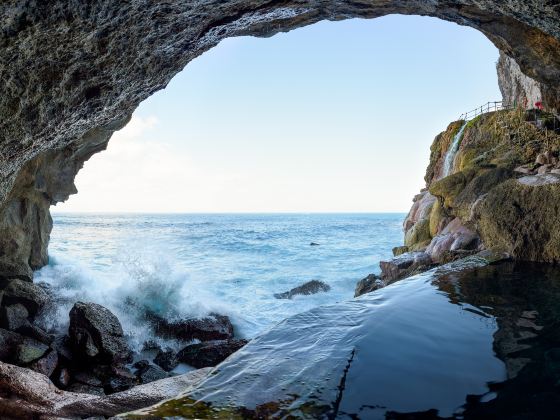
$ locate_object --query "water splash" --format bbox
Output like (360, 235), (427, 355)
(442, 121), (468, 177)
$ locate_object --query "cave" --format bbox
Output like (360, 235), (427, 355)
(1, 1), (560, 418)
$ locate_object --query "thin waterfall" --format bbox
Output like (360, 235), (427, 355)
(442, 121), (468, 177)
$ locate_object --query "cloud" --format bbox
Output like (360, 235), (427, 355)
(55, 115), (244, 213)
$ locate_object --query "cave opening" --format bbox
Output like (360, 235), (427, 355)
(38, 15), (501, 353)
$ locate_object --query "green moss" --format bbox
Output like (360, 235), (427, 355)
(404, 219), (431, 248)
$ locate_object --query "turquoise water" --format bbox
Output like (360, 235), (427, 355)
(36, 213), (404, 350)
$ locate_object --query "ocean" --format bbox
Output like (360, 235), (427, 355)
(36, 213), (404, 352)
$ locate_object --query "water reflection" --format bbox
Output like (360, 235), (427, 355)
(129, 260), (560, 419)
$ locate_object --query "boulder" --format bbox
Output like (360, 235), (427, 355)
(0, 327), (49, 365)
(133, 361), (168, 384)
(15, 323), (53, 345)
(274, 280), (331, 299)
(0, 303), (29, 331)
(379, 252), (433, 283)
(153, 348), (179, 372)
(57, 367), (71, 388)
(151, 313), (234, 342)
(354, 274), (384, 298)
(28, 350), (58, 377)
(68, 302), (131, 364)
(1, 279), (48, 317)
(177, 339), (248, 368)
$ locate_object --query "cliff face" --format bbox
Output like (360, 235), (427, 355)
(403, 108), (560, 263)
(1, 1), (560, 277)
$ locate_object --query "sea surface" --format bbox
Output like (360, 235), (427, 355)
(36, 213), (404, 351)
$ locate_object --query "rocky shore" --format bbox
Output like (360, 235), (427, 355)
(355, 108), (560, 297)
(0, 275), (247, 407)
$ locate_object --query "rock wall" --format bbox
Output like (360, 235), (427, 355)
(402, 108), (560, 263)
(1, 1), (560, 277)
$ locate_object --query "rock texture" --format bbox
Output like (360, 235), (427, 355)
(274, 279), (331, 299)
(0, 1), (560, 277)
(0, 360), (211, 419)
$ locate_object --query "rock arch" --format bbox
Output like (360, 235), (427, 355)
(1, 0), (559, 278)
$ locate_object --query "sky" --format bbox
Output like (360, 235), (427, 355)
(55, 15), (501, 213)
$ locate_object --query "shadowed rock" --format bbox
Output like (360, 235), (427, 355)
(69, 302), (132, 364)
(354, 274), (384, 298)
(177, 339), (249, 368)
(274, 280), (331, 299)
(151, 313), (234, 342)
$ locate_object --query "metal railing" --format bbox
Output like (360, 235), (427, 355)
(459, 101), (512, 121)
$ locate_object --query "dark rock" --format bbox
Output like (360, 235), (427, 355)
(57, 368), (71, 388)
(153, 348), (179, 372)
(52, 335), (74, 362)
(15, 323), (53, 345)
(73, 370), (103, 387)
(354, 274), (384, 298)
(151, 313), (234, 342)
(134, 362), (168, 384)
(177, 339), (248, 368)
(0, 303), (29, 330)
(310, 242), (320, 246)
(274, 280), (331, 299)
(133, 360), (150, 370)
(69, 302), (131, 364)
(0, 327), (49, 365)
(141, 339), (162, 352)
(14, 339), (50, 364)
(66, 382), (105, 396)
(104, 366), (138, 394)
(1, 279), (48, 317)
(380, 252), (434, 283)
(29, 350), (58, 377)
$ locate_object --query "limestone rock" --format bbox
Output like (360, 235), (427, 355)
(177, 339), (249, 368)
(474, 175), (560, 262)
(274, 280), (331, 299)
(68, 302), (131, 364)
(425, 218), (480, 263)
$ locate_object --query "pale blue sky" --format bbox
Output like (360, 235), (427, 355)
(57, 15), (501, 213)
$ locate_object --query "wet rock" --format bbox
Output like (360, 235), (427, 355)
(151, 313), (234, 342)
(380, 252), (434, 283)
(177, 339), (248, 368)
(52, 335), (74, 362)
(1, 279), (48, 317)
(0, 303), (29, 330)
(274, 280), (331, 299)
(310, 242), (320, 246)
(28, 350), (58, 377)
(354, 274), (384, 298)
(153, 348), (179, 372)
(69, 302), (131, 364)
(134, 361), (168, 384)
